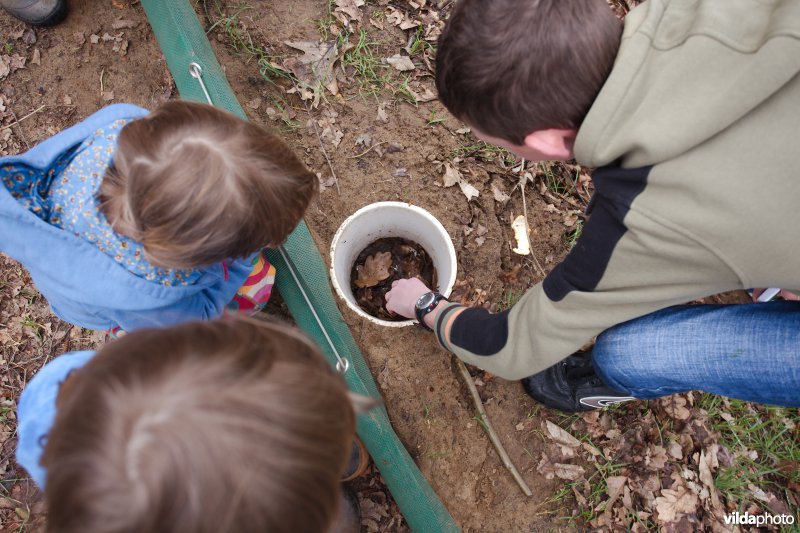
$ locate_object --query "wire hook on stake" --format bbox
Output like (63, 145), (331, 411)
(188, 62), (213, 105)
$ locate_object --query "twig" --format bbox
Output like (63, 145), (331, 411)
(1, 105), (47, 130)
(455, 357), (533, 497)
(289, 79), (340, 194)
(100, 68), (106, 95)
(517, 163), (546, 277)
(520, 183), (546, 277)
(4, 105), (43, 150)
(346, 141), (386, 159)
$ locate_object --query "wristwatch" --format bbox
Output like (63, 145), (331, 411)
(414, 291), (447, 330)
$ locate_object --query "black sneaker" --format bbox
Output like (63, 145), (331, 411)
(1, 0), (67, 26)
(521, 351), (636, 412)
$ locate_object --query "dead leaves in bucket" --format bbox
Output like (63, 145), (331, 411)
(350, 237), (436, 320)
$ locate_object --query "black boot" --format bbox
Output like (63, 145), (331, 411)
(1, 0), (67, 26)
(521, 351), (636, 412)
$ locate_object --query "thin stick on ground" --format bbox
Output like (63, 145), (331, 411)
(347, 141), (386, 159)
(1, 105), (47, 134)
(455, 357), (533, 497)
(518, 167), (546, 278)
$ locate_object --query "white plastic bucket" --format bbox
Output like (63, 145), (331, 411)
(330, 202), (458, 327)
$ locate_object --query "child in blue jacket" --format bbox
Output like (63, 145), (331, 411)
(0, 101), (316, 332)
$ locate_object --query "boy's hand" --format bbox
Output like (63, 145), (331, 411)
(385, 277), (431, 319)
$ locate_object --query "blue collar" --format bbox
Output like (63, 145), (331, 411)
(16, 351), (96, 488)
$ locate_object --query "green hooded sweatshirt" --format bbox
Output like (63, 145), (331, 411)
(434, 0), (800, 379)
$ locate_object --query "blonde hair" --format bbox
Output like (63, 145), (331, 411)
(99, 101), (317, 268)
(42, 318), (355, 533)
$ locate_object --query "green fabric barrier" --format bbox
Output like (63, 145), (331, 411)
(139, 1), (459, 531)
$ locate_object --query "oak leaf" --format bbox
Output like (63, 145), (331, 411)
(654, 485), (699, 523)
(355, 251), (393, 288)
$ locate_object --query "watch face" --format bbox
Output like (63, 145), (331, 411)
(416, 292), (436, 309)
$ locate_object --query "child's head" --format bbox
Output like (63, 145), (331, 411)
(435, 0), (622, 147)
(42, 318), (356, 533)
(99, 101), (317, 268)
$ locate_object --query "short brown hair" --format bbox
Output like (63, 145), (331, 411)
(435, 0), (622, 145)
(99, 101), (317, 268)
(42, 318), (355, 533)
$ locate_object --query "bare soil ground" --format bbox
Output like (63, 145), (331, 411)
(1, 1), (798, 532)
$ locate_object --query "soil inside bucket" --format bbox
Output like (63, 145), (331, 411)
(350, 237), (437, 321)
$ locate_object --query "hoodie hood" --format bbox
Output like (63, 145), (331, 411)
(575, 0), (800, 169)
(0, 104), (251, 330)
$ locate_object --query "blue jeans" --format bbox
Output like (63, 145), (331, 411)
(592, 302), (800, 407)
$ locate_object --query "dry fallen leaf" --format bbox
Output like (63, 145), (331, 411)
(316, 114), (344, 148)
(403, 84), (437, 103)
(386, 54), (415, 71)
(333, 0), (364, 25)
(442, 162), (479, 201)
(443, 162), (461, 187)
(0, 57), (9, 80)
(604, 476), (628, 512)
(654, 485), (699, 523)
(662, 396), (691, 420)
(667, 440), (683, 460)
(748, 483), (791, 515)
(698, 446), (723, 511)
(375, 102), (389, 124)
(283, 40), (339, 106)
(554, 463), (585, 481)
(386, 6), (420, 30)
(545, 420), (582, 458)
(511, 215), (531, 255)
(545, 420), (581, 448)
(317, 172), (337, 192)
(9, 54), (25, 71)
(645, 444), (668, 470)
(355, 251), (393, 288)
(457, 179), (480, 202)
(113, 40), (129, 56)
(491, 182), (511, 203)
(563, 212), (579, 227)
